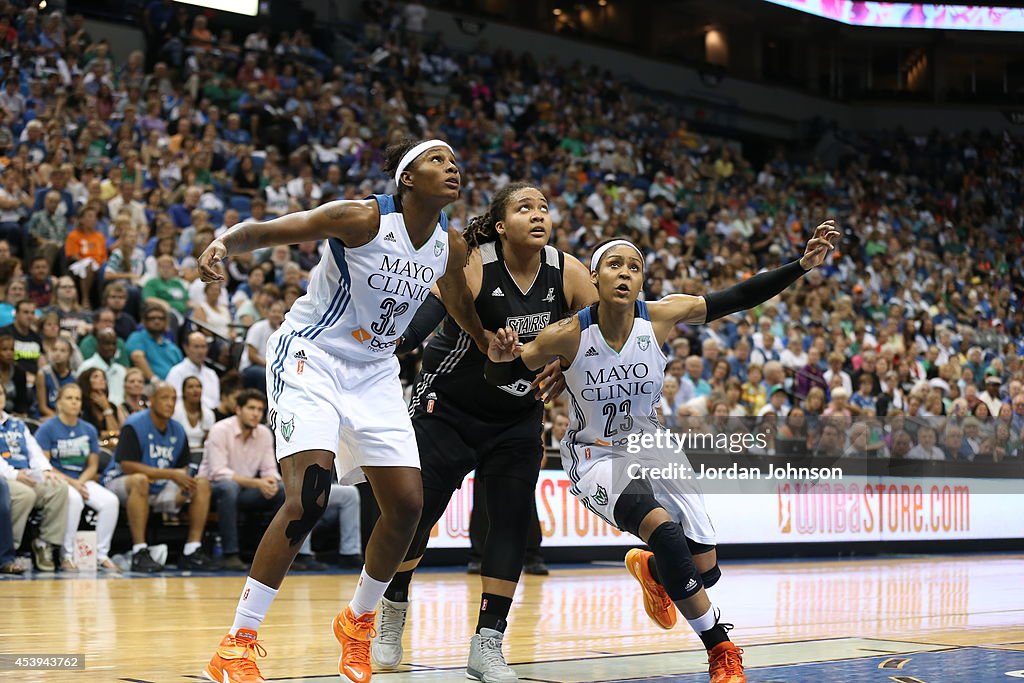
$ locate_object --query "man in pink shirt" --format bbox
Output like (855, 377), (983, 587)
(200, 389), (285, 571)
(202, 389), (326, 571)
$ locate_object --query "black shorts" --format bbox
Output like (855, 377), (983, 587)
(412, 393), (544, 493)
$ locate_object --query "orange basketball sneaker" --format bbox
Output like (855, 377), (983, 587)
(625, 548), (677, 629)
(204, 628), (267, 683)
(333, 606), (378, 683)
(707, 641), (746, 683)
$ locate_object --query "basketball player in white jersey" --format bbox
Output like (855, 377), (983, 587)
(484, 224), (839, 683)
(197, 139), (489, 683)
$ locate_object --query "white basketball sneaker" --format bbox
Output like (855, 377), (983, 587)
(466, 628), (518, 683)
(371, 598), (408, 669)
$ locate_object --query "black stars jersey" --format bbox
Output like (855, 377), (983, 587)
(412, 241), (568, 422)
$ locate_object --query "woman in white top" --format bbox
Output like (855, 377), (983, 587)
(191, 281), (232, 341)
(779, 335), (807, 373)
(173, 375), (215, 452)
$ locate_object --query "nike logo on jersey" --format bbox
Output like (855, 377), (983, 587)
(491, 287), (504, 297)
(585, 347), (599, 357)
(383, 232), (397, 242)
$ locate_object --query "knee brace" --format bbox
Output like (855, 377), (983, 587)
(701, 564), (722, 589)
(683, 537), (720, 588)
(612, 479), (661, 538)
(648, 521), (702, 601)
(285, 464), (331, 547)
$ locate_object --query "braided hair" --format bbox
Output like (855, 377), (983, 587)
(463, 182), (537, 251)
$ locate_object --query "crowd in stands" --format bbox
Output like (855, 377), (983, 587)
(0, 0), (1021, 575)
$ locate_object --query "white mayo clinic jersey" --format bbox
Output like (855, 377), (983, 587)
(280, 194), (449, 362)
(561, 301), (666, 482)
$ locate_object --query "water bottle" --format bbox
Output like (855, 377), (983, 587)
(212, 534), (223, 560)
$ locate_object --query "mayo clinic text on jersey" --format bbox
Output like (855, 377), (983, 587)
(581, 363), (657, 401)
(367, 255), (435, 302)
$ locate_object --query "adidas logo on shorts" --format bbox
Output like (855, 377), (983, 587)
(384, 232), (397, 242)
(293, 350), (307, 360)
(585, 347), (599, 357)
(492, 287), (504, 297)
(685, 578), (698, 592)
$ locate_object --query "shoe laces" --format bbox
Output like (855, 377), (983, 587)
(656, 586), (674, 613)
(477, 632), (511, 670)
(377, 602), (407, 645)
(345, 614), (378, 666)
(709, 635), (744, 675)
(223, 634), (267, 676)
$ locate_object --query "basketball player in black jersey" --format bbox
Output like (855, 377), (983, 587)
(372, 183), (597, 683)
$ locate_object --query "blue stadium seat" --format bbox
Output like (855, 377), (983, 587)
(229, 195), (252, 216)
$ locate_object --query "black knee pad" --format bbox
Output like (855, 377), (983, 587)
(613, 479), (661, 538)
(648, 521), (702, 601)
(701, 564), (722, 589)
(285, 464), (332, 547)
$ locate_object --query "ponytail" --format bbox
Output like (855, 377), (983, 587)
(464, 214), (498, 250)
(463, 181), (536, 252)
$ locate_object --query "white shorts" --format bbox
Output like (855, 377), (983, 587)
(266, 329), (419, 479)
(562, 445), (716, 546)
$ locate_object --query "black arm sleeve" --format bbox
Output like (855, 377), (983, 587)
(703, 259), (807, 323)
(396, 293), (448, 355)
(115, 425), (142, 463)
(484, 357), (529, 386)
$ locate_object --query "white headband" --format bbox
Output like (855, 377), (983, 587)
(591, 239), (643, 271)
(394, 140), (456, 186)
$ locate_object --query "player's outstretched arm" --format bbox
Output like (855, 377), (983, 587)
(649, 220), (840, 337)
(198, 199), (380, 282)
(484, 317), (581, 387)
(436, 227), (489, 353)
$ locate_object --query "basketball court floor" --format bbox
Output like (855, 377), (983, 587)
(2, 553), (1023, 682)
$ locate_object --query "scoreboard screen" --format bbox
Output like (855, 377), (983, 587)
(764, 0), (1024, 31)
(174, 0), (260, 17)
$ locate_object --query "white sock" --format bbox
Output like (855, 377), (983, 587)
(183, 542), (202, 556)
(231, 577), (279, 635)
(348, 568), (389, 616)
(132, 543), (148, 554)
(686, 604), (718, 636)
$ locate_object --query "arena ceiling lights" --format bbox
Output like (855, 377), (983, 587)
(763, 0), (1024, 30)
(173, 0), (260, 16)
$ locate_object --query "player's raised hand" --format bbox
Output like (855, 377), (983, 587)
(487, 326), (522, 363)
(532, 359), (566, 402)
(198, 239), (228, 282)
(799, 219), (841, 270)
